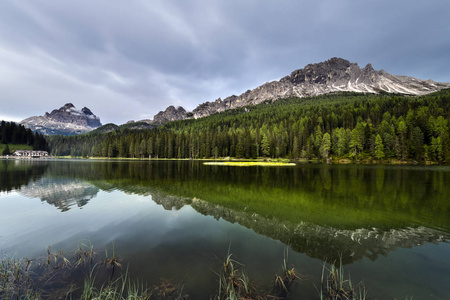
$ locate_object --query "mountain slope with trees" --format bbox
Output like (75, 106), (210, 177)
(129, 57), (450, 125)
(46, 89), (450, 163)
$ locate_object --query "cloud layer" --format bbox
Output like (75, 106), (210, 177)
(1, 0), (449, 124)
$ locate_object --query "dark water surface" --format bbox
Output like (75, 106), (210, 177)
(0, 159), (449, 299)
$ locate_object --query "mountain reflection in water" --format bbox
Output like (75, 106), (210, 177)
(153, 191), (449, 264)
(19, 178), (99, 211)
(2, 159), (449, 265)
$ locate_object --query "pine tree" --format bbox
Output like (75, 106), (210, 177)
(320, 132), (331, 159)
(374, 134), (385, 160)
(261, 134), (270, 157)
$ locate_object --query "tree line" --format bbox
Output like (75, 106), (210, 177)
(1, 121), (49, 155)
(46, 90), (450, 163)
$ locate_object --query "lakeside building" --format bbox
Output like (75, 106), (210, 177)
(13, 150), (49, 158)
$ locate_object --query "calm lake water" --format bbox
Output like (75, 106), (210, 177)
(1, 159), (449, 299)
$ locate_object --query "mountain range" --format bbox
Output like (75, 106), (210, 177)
(131, 57), (450, 125)
(20, 58), (450, 135)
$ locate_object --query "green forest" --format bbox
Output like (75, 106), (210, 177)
(0, 121), (49, 155)
(46, 89), (450, 163)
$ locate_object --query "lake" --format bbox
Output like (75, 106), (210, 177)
(0, 159), (449, 299)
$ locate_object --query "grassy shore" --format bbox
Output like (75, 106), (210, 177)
(0, 143), (33, 154)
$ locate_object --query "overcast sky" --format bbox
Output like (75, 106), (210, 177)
(0, 0), (449, 124)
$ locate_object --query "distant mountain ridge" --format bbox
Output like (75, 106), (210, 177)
(19, 58), (450, 134)
(21, 103), (102, 135)
(137, 57), (450, 125)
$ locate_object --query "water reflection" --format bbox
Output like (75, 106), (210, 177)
(19, 178), (99, 211)
(0, 159), (47, 193)
(150, 190), (450, 264)
(1, 159), (449, 265)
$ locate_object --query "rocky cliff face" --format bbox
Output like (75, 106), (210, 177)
(152, 106), (188, 125)
(141, 57), (450, 124)
(21, 103), (102, 135)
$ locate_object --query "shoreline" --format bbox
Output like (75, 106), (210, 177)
(1, 155), (444, 166)
(0, 155), (55, 160)
(50, 156), (445, 166)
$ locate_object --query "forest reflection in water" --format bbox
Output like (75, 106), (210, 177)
(0, 159), (449, 299)
(2, 159), (449, 261)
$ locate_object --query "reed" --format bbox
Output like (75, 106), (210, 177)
(74, 242), (96, 268)
(213, 248), (301, 300)
(76, 267), (152, 300)
(1, 245), (417, 299)
(0, 244), (150, 300)
(0, 254), (41, 299)
(273, 249), (301, 298)
(214, 251), (257, 299)
(103, 242), (122, 270)
(320, 259), (366, 300)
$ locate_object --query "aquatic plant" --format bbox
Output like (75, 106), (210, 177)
(319, 259), (366, 300)
(214, 249), (301, 300)
(1, 244), (419, 299)
(45, 246), (71, 270)
(273, 250), (301, 298)
(213, 250), (257, 299)
(153, 278), (187, 299)
(103, 242), (122, 271)
(0, 254), (41, 299)
(77, 267), (152, 300)
(74, 242), (96, 267)
(0, 244), (151, 300)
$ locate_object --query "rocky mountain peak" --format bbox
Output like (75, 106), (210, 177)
(81, 107), (94, 115)
(21, 103), (102, 135)
(290, 57), (350, 84)
(63, 103), (75, 109)
(363, 63), (374, 72)
(151, 105), (188, 125)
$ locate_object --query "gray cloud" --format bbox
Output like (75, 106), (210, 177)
(0, 0), (449, 124)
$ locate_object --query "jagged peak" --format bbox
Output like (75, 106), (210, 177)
(81, 107), (93, 115)
(302, 57), (353, 71)
(325, 57), (352, 67)
(176, 106), (186, 113)
(63, 103), (75, 109)
(158, 105), (186, 114)
(364, 63), (374, 71)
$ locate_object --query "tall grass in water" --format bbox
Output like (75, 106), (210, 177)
(215, 252), (253, 299)
(214, 249), (301, 300)
(1, 244), (154, 300)
(76, 266), (152, 300)
(74, 242), (96, 267)
(3, 245), (417, 299)
(0, 254), (41, 299)
(273, 249), (301, 298)
(320, 259), (367, 300)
